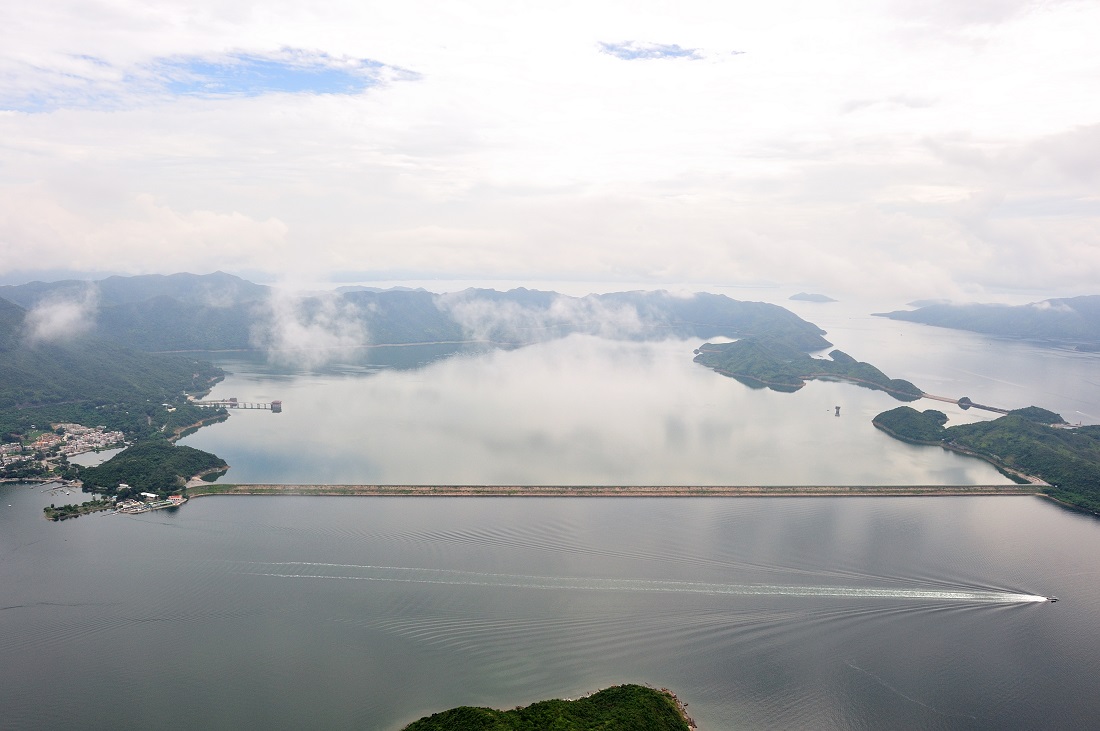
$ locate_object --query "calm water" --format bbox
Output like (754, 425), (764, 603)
(2, 488), (1099, 730)
(175, 292), (1100, 485)
(8, 297), (1100, 729)
(177, 337), (1012, 486)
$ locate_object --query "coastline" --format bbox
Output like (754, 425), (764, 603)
(187, 484), (1041, 498)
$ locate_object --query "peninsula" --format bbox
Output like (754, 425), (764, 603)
(401, 684), (694, 731)
(873, 406), (1100, 513)
(693, 336), (922, 400)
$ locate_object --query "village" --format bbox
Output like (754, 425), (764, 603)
(1, 423), (125, 468)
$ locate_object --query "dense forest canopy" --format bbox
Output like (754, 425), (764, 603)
(693, 335), (922, 401)
(401, 685), (690, 731)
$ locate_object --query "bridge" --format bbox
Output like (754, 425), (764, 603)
(193, 397), (282, 413)
(922, 393), (1010, 415)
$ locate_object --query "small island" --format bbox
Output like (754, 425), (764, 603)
(43, 498), (115, 521)
(401, 684), (694, 731)
(694, 336), (922, 400)
(873, 406), (1100, 513)
(789, 292), (837, 303)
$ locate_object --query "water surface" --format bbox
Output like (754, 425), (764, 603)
(2, 488), (1097, 730)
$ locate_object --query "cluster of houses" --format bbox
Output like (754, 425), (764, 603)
(0, 442), (29, 466)
(55, 423), (125, 457)
(2, 423), (125, 468)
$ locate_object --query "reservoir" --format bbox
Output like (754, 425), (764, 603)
(6, 293), (1100, 729)
(1, 489), (1098, 729)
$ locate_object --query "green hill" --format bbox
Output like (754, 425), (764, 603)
(873, 406), (1100, 513)
(79, 440), (227, 498)
(2, 274), (833, 354)
(694, 336), (921, 400)
(401, 685), (691, 731)
(0, 296), (223, 440)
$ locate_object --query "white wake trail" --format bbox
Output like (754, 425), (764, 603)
(238, 562), (1048, 604)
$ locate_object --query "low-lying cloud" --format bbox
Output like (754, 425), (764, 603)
(251, 289), (368, 368)
(24, 287), (98, 343)
(436, 291), (647, 344)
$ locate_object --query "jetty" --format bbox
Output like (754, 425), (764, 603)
(192, 397), (282, 412)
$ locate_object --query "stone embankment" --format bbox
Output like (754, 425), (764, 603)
(189, 484), (1041, 498)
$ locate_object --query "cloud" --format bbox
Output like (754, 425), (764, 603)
(0, 49), (411, 112)
(1, 1), (1099, 300)
(0, 188), (291, 276)
(437, 291), (647, 343)
(24, 287), (98, 343)
(250, 289), (368, 369)
(598, 41), (705, 61)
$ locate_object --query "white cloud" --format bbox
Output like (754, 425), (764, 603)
(24, 286), (98, 343)
(250, 289), (368, 368)
(1, 0), (1099, 300)
(437, 291), (647, 343)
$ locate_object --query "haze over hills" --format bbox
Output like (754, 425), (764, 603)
(875, 296), (1100, 351)
(0, 272), (832, 354)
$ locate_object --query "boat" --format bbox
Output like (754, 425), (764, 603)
(1048, 596), (1059, 603)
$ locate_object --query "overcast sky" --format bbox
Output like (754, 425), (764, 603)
(1, 0), (1098, 299)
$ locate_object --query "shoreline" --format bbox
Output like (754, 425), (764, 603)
(187, 484), (1041, 498)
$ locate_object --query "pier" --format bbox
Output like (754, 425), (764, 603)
(193, 397), (282, 412)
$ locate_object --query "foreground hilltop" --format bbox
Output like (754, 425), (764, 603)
(402, 684), (693, 731)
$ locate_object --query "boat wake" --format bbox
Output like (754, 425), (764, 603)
(237, 562), (1049, 604)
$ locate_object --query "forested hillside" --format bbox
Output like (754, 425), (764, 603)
(873, 406), (1100, 513)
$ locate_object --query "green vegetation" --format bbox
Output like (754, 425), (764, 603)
(873, 407), (1100, 513)
(4, 274), (832, 353)
(0, 295), (225, 444)
(79, 440), (227, 499)
(693, 336), (922, 400)
(401, 685), (691, 731)
(874, 295), (1100, 351)
(43, 499), (114, 521)
(871, 407), (949, 443)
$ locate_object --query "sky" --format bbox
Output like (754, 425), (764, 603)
(1, 0), (1098, 300)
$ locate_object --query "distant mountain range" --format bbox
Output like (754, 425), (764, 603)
(874, 296), (1100, 351)
(0, 272), (832, 353)
(0, 272), (835, 441)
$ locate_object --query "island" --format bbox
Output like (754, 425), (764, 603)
(872, 406), (1100, 513)
(789, 292), (837, 303)
(693, 336), (922, 400)
(874, 295), (1100, 351)
(43, 498), (115, 521)
(401, 684), (694, 731)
